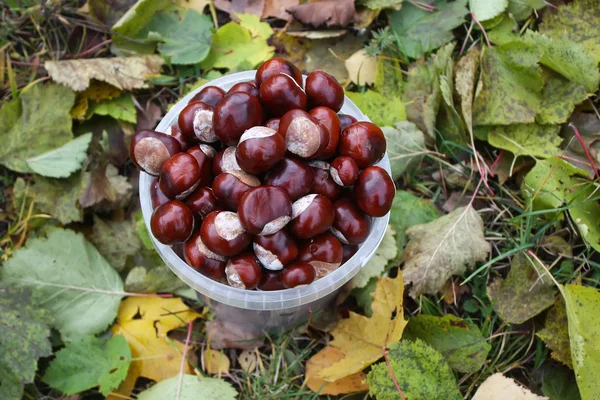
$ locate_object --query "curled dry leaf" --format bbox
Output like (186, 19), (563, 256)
(287, 0), (355, 28)
(263, 0), (299, 21)
(473, 373), (549, 400)
(203, 348), (230, 376)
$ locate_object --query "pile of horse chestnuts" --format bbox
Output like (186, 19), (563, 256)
(131, 58), (395, 291)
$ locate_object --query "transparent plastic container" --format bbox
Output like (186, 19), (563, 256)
(139, 71), (391, 334)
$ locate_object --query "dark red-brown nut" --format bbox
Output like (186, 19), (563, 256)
(235, 126), (286, 174)
(229, 81), (259, 98)
(189, 85), (225, 107)
(259, 74), (307, 117)
(298, 233), (343, 278)
(354, 166), (395, 217)
(308, 161), (341, 201)
(331, 198), (371, 245)
(253, 230), (298, 270)
(339, 122), (386, 168)
(309, 106), (341, 159)
(187, 144), (216, 188)
(151, 200), (194, 245)
(184, 230), (227, 279)
(159, 152), (202, 199)
(200, 211), (251, 257)
(225, 252), (262, 289)
(342, 244), (359, 263)
(213, 146), (241, 175)
(212, 170), (260, 211)
(265, 118), (280, 131)
(130, 130), (181, 176)
(168, 124), (192, 151)
(338, 114), (357, 131)
(255, 57), (303, 88)
(185, 186), (222, 221)
(238, 186), (292, 235)
(151, 178), (170, 208)
(330, 156), (359, 187)
(258, 271), (285, 291)
(264, 158), (313, 201)
(305, 70), (344, 111)
(290, 194), (334, 239)
(178, 101), (218, 143)
(281, 262), (316, 288)
(279, 109), (329, 159)
(213, 92), (263, 146)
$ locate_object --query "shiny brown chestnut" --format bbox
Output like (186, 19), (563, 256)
(255, 57), (303, 88)
(228, 81), (259, 98)
(281, 262), (316, 288)
(354, 166), (395, 217)
(253, 230), (298, 271)
(298, 233), (343, 278)
(213, 92), (263, 146)
(309, 106), (341, 159)
(338, 114), (357, 131)
(151, 178), (170, 209)
(168, 124), (193, 151)
(225, 252), (262, 289)
(187, 144), (216, 188)
(150, 200), (194, 245)
(178, 101), (217, 143)
(189, 85), (225, 107)
(200, 211), (251, 257)
(308, 161), (341, 201)
(279, 109), (329, 159)
(213, 146), (241, 175)
(264, 158), (313, 201)
(330, 156), (359, 187)
(258, 271), (285, 291)
(159, 152), (202, 199)
(184, 230), (227, 279)
(290, 194), (335, 239)
(265, 118), (280, 131)
(259, 73), (307, 117)
(331, 198), (371, 245)
(185, 186), (222, 221)
(235, 126), (286, 174)
(130, 130), (181, 176)
(212, 170), (260, 211)
(342, 244), (359, 263)
(238, 186), (292, 235)
(339, 122), (386, 168)
(305, 70), (344, 111)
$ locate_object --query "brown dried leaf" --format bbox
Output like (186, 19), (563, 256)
(263, 0), (299, 21)
(214, 0), (265, 18)
(206, 320), (264, 350)
(287, 0), (355, 28)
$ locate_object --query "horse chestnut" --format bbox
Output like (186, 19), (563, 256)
(213, 146), (241, 175)
(342, 244), (359, 263)
(225, 252), (262, 289)
(189, 85), (225, 107)
(338, 114), (357, 131)
(159, 152), (202, 199)
(185, 186), (222, 221)
(309, 106), (341, 159)
(236, 126), (286, 174)
(308, 161), (341, 201)
(150, 200), (194, 245)
(279, 109), (329, 159)
(290, 194), (334, 239)
(130, 130), (181, 176)
(305, 70), (344, 111)
(354, 166), (395, 217)
(330, 156), (359, 187)
(151, 178), (170, 209)
(298, 233), (343, 278)
(265, 118), (280, 131)
(264, 158), (313, 201)
(259, 74), (307, 117)
(213, 92), (263, 146)
(229, 81), (259, 98)
(184, 230), (227, 279)
(187, 144), (215, 188)
(200, 211), (251, 257)
(255, 57), (303, 88)
(253, 229), (298, 271)
(258, 271), (285, 291)
(178, 101), (217, 143)
(339, 122), (386, 168)
(281, 262), (316, 288)
(168, 124), (192, 151)
(212, 170), (261, 211)
(331, 198), (371, 245)
(238, 186), (292, 235)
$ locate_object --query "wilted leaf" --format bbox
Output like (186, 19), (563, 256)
(436, 50), (467, 146)
(507, 0), (545, 21)
(345, 49), (377, 85)
(472, 373), (548, 400)
(487, 254), (557, 324)
(25, 133), (92, 178)
(238, 350), (258, 372)
(214, 0), (264, 18)
(403, 314), (491, 373)
(455, 46), (480, 135)
(542, 366), (581, 400)
(402, 206), (491, 298)
(88, 0), (137, 26)
(263, 0), (298, 21)
(205, 319), (264, 350)
(382, 121), (426, 180)
(136, 374), (237, 400)
(287, 0), (355, 27)
(80, 164), (133, 210)
(90, 216), (142, 271)
(469, 0), (508, 21)
(305, 346), (369, 395)
(345, 91), (405, 127)
(359, 0), (402, 10)
(45, 55), (165, 91)
(375, 57), (403, 98)
(561, 112), (600, 177)
(43, 335), (131, 396)
(87, 94), (137, 123)
(3, 228), (124, 341)
(203, 349), (230, 375)
(486, 124), (562, 158)
(537, 299), (572, 367)
(30, 174), (85, 225)
(350, 226), (396, 289)
(367, 339), (462, 400)
(125, 266), (187, 294)
(71, 81), (122, 120)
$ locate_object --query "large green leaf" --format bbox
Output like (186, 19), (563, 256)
(486, 124), (562, 158)
(542, 365), (581, 400)
(382, 121), (426, 180)
(111, 0), (171, 54)
(87, 94), (137, 123)
(537, 77), (588, 125)
(2, 228), (124, 341)
(25, 133), (92, 178)
(137, 374), (237, 400)
(469, 0), (508, 21)
(26, 174), (85, 225)
(537, 300), (572, 368)
(345, 90), (406, 127)
(507, 0), (545, 21)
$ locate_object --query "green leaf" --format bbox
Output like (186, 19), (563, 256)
(488, 14), (520, 44)
(125, 265), (187, 294)
(25, 133), (92, 178)
(137, 374), (237, 400)
(0, 83), (75, 173)
(90, 216), (142, 271)
(486, 124), (562, 158)
(367, 339), (462, 400)
(542, 365), (581, 400)
(469, 0), (508, 21)
(29, 174), (85, 225)
(487, 254), (556, 324)
(539, 0), (600, 63)
(0, 285), (52, 400)
(111, 0), (171, 54)
(564, 285), (600, 400)
(403, 314), (491, 373)
(43, 335), (131, 396)
(381, 121), (426, 180)
(351, 277), (378, 316)
(0, 98), (21, 134)
(455, 46), (480, 135)
(358, 0), (402, 10)
(345, 90), (406, 127)
(375, 57), (403, 98)
(473, 42), (543, 126)
(87, 94), (136, 123)
(135, 209), (155, 250)
(350, 226), (397, 289)
(436, 54), (467, 146)
(507, 0), (545, 21)
(2, 228), (124, 341)
(537, 77), (588, 125)
(538, 300), (573, 366)
(389, 0), (468, 59)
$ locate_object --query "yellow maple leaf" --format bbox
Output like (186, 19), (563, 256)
(317, 273), (407, 382)
(107, 297), (201, 399)
(305, 346), (369, 395)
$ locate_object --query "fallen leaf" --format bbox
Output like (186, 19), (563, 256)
(88, 0), (137, 26)
(136, 101), (162, 131)
(90, 216), (142, 271)
(375, 56), (403, 98)
(346, 91), (405, 127)
(367, 339), (462, 400)
(542, 365), (581, 400)
(287, 0), (355, 28)
(25, 133), (92, 178)
(454, 46), (480, 136)
(203, 348), (230, 376)
(205, 319), (264, 350)
(80, 164), (133, 210)
(382, 121), (426, 180)
(359, 0), (402, 10)
(472, 373), (548, 400)
(402, 205), (491, 298)
(351, 277), (378, 316)
(403, 314), (491, 373)
(305, 346), (369, 395)
(45, 55), (164, 91)
(486, 124), (562, 158)
(537, 299), (572, 368)
(71, 81), (121, 120)
(507, 0), (545, 21)
(561, 112), (600, 177)
(488, 13), (520, 43)
(537, 77), (588, 125)
(350, 226), (397, 289)
(125, 266), (188, 294)
(286, 29), (347, 39)
(86, 94), (137, 123)
(469, 0), (508, 22)
(136, 374), (237, 400)
(214, 0), (265, 18)
(238, 350), (258, 372)
(262, 0), (298, 21)
(540, 235), (573, 258)
(345, 49), (377, 85)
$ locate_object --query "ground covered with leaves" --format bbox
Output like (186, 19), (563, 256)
(1, 0), (599, 399)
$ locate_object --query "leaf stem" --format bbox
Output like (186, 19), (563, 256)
(383, 345), (406, 400)
(568, 122), (599, 179)
(176, 320), (194, 400)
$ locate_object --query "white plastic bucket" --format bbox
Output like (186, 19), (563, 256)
(139, 71), (391, 334)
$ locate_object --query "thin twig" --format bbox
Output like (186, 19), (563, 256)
(176, 321), (194, 400)
(568, 122), (599, 179)
(383, 346), (407, 400)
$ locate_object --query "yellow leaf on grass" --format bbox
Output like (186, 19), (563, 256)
(345, 49), (377, 85)
(71, 81), (121, 120)
(317, 273), (407, 382)
(305, 346), (369, 395)
(203, 348), (230, 376)
(108, 297), (201, 399)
